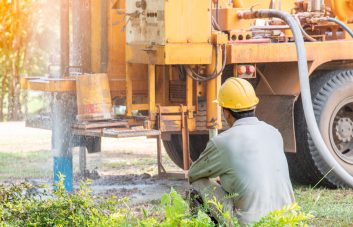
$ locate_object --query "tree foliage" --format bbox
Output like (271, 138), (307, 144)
(0, 0), (56, 121)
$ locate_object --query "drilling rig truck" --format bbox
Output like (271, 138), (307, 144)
(22, 0), (353, 190)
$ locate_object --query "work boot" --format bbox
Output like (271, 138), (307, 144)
(188, 189), (204, 216)
(188, 189), (219, 225)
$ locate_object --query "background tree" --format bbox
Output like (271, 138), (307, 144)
(0, 0), (59, 121)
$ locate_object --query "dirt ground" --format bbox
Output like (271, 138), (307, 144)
(0, 122), (188, 204)
(1, 122), (353, 225)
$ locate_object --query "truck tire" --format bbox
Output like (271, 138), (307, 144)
(163, 134), (209, 169)
(288, 70), (353, 187)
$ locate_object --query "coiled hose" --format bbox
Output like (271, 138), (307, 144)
(238, 9), (353, 187)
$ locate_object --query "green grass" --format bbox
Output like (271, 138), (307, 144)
(295, 185), (353, 226)
(1, 150), (353, 226)
(0, 151), (51, 180)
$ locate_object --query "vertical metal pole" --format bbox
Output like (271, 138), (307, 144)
(52, 93), (75, 192)
(100, 0), (108, 72)
(206, 46), (222, 138)
(186, 70), (193, 117)
(53, 0), (73, 192)
(90, 0), (102, 73)
(311, 0), (322, 11)
(60, 0), (69, 76)
(72, 0), (91, 72)
(125, 63), (133, 116)
(157, 135), (163, 175)
(162, 66), (170, 105)
(181, 105), (190, 171)
(148, 64), (156, 118)
(270, 0), (276, 9)
(79, 147), (87, 177)
(183, 70), (193, 172)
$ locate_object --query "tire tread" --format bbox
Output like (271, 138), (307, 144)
(288, 70), (353, 188)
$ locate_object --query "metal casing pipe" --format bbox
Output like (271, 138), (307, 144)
(311, 0), (323, 11)
(54, 0), (73, 192)
(52, 93), (76, 192)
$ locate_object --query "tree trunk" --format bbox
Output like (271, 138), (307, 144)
(8, 59), (22, 121)
(7, 73), (15, 121)
(0, 73), (8, 122)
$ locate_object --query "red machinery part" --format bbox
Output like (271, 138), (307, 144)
(246, 65), (256, 74)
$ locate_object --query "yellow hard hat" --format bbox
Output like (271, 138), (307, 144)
(216, 77), (259, 111)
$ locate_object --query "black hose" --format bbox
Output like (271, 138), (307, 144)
(188, 45), (226, 78)
(184, 45), (227, 82)
(177, 65), (186, 81)
(322, 17), (353, 38)
(187, 45), (219, 81)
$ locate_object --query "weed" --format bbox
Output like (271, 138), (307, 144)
(0, 177), (312, 227)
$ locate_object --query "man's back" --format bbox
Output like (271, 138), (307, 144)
(213, 117), (295, 224)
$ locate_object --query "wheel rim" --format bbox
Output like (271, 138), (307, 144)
(329, 97), (353, 165)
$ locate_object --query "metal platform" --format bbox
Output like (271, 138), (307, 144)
(73, 127), (161, 138)
(72, 120), (187, 179)
(72, 120), (129, 130)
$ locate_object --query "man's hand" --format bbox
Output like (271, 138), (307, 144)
(214, 176), (221, 184)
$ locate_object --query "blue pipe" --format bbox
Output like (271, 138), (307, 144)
(54, 156), (73, 192)
(52, 93), (76, 192)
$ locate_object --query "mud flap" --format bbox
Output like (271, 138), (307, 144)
(256, 95), (297, 153)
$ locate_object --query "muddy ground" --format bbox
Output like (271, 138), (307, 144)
(1, 122), (353, 225)
(0, 122), (188, 204)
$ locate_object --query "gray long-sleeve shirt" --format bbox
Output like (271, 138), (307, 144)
(188, 117), (295, 225)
